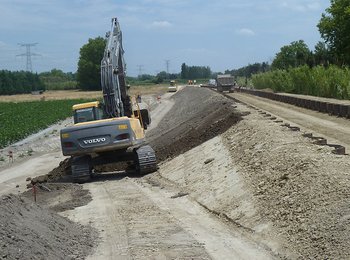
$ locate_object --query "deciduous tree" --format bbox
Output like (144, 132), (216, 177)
(318, 0), (350, 65)
(77, 37), (106, 90)
(271, 40), (312, 70)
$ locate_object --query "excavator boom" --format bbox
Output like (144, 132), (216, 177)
(101, 18), (131, 118)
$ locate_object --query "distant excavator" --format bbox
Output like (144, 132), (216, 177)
(60, 18), (157, 182)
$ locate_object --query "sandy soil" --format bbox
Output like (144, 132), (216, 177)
(156, 100), (350, 258)
(0, 194), (96, 260)
(222, 101), (350, 259)
(1, 86), (349, 259)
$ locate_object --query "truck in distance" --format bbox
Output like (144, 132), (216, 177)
(216, 74), (235, 93)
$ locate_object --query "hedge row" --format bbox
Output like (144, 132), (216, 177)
(252, 65), (350, 99)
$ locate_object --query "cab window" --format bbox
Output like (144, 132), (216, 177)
(74, 108), (95, 123)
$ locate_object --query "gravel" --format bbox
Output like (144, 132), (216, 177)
(222, 104), (350, 259)
(0, 194), (96, 260)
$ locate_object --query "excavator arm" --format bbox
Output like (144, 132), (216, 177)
(101, 18), (132, 118)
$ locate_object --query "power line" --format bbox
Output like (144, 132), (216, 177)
(17, 43), (40, 72)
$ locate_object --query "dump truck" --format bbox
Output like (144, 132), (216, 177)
(216, 74), (235, 93)
(60, 18), (157, 182)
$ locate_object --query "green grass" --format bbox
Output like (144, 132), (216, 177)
(0, 99), (92, 148)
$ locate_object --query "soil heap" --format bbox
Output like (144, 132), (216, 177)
(0, 193), (96, 260)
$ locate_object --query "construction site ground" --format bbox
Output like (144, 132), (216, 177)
(0, 86), (349, 259)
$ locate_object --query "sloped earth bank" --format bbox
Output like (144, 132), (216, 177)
(146, 86), (242, 162)
(155, 100), (350, 259)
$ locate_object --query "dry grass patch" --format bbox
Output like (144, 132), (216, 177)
(0, 85), (168, 103)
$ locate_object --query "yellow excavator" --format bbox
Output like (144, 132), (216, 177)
(60, 18), (157, 182)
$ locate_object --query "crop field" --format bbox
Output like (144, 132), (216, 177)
(0, 99), (93, 148)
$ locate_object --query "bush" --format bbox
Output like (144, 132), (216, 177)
(252, 65), (350, 99)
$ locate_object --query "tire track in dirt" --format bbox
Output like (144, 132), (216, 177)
(62, 179), (212, 260)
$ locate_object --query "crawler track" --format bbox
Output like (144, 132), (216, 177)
(135, 145), (157, 174)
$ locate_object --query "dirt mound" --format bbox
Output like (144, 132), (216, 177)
(22, 183), (92, 212)
(36, 87), (241, 179)
(147, 87), (242, 162)
(30, 158), (72, 185)
(0, 194), (96, 260)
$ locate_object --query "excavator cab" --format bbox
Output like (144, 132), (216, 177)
(73, 101), (104, 124)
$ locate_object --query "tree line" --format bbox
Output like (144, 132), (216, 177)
(0, 69), (78, 95)
(0, 70), (45, 95)
(225, 62), (270, 78)
(40, 69), (77, 90)
(180, 63), (212, 79)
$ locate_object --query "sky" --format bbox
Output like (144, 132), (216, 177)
(0, 0), (330, 76)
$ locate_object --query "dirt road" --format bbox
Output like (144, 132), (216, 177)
(0, 118), (70, 195)
(231, 92), (350, 152)
(61, 176), (272, 259)
(0, 152), (63, 196)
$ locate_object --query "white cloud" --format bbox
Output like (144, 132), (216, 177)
(237, 28), (255, 36)
(150, 20), (172, 28)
